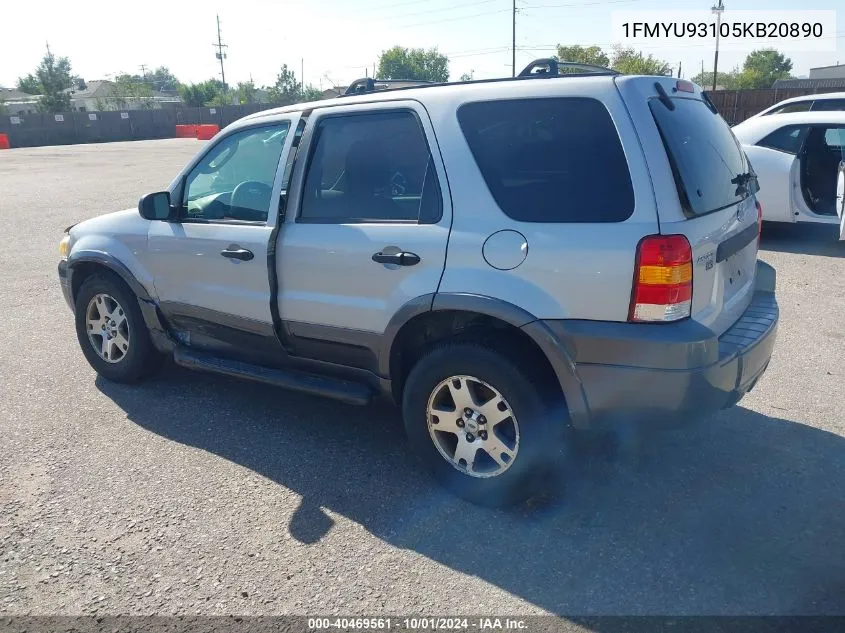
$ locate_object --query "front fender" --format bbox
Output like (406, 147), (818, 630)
(67, 231), (156, 302)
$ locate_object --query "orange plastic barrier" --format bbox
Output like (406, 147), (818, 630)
(175, 124), (198, 138)
(195, 124), (219, 140)
(0, 134), (9, 150)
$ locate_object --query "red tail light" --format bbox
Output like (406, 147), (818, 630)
(755, 199), (763, 247)
(629, 234), (693, 323)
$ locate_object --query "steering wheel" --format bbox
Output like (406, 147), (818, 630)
(230, 181), (273, 221)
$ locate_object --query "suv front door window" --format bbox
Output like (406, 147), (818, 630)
(182, 123), (290, 223)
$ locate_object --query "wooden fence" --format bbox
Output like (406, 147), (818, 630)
(707, 87), (843, 125)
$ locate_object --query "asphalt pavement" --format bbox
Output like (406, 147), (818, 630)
(0, 140), (843, 619)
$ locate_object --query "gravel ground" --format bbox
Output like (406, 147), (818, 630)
(0, 140), (844, 618)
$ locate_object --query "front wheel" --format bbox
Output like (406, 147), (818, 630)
(402, 344), (567, 507)
(74, 273), (163, 383)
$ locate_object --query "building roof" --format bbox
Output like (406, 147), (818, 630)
(0, 88), (38, 102)
(772, 77), (845, 90)
(810, 63), (845, 72)
(69, 80), (116, 100)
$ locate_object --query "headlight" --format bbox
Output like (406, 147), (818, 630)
(59, 234), (71, 259)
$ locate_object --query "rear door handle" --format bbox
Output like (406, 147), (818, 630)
(220, 246), (254, 261)
(372, 251), (421, 266)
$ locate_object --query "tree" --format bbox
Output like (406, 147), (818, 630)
(267, 64), (300, 105)
(235, 81), (257, 104)
(691, 69), (741, 90)
(377, 46), (449, 82)
(179, 80), (225, 107)
(35, 52), (74, 113)
(735, 49), (793, 89)
(207, 92), (232, 107)
(300, 85), (324, 102)
(113, 74), (155, 108)
(148, 66), (180, 91)
(556, 45), (609, 68)
(16, 74), (42, 95)
(610, 45), (671, 76)
(459, 72), (473, 82)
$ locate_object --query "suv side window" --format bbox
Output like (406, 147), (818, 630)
(182, 122), (290, 223)
(299, 110), (441, 223)
(767, 101), (813, 115)
(757, 125), (807, 154)
(810, 99), (845, 112)
(457, 97), (634, 223)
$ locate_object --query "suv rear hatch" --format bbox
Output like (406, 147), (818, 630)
(615, 75), (761, 336)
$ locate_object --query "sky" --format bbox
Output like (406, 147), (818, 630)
(1, 0), (843, 91)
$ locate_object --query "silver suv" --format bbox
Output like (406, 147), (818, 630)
(58, 60), (779, 506)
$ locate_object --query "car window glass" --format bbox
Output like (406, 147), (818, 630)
(823, 127), (845, 149)
(299, 111), (441, 223)
(810, 99), (845, 112)
(457, 97), (634, 223)
(768, 102), (813, 114)
(183, 123), (290, 222)
(757, 125), (807, 154)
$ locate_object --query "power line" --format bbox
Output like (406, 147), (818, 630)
(392, 7), (511, 29)
(380, 0), (499, 21)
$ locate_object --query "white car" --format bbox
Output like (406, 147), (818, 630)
(732, 111), (845, 237)
(748, 91), (845, 118)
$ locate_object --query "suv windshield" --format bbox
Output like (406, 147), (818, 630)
(650, 96), (752, 217)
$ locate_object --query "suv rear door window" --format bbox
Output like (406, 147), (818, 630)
(650, 96), (752, 216)
(457, 97), (634, 223)
(299, 110), (441, 223)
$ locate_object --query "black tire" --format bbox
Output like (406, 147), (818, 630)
(74, 273), (163, 383)
(402, 343), (568, 507)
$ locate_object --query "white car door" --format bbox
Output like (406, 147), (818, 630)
(147, 118), (297, 350)
(743, 124), (807, 223)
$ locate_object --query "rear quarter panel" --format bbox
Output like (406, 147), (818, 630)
(614, 76), (757, 334)
(427, 77), (659, 321)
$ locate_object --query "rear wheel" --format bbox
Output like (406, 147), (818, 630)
(74, 273), (163, 383)
(402, 344), (567, 506)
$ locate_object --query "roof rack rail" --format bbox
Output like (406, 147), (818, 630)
(518, 58), (618, 78)
(342, 77), (434, 96)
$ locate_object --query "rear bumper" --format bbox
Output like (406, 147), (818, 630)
(540, 261), (779, 430)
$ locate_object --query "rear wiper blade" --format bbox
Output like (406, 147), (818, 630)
(731, 171), (759, 196)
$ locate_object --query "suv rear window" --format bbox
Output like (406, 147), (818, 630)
(457, 97), (634, 223)
(649, 96), (750, 216)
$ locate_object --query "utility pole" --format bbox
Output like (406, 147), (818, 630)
(712, 0), (724, 91)
(512, 0), (516, 77)
(302, 58), (305, 90)
(139, 64), (148, 81)
(677, 61), (682, 78)
(213, 14), (228, 90)
(46, 41), (51, 56)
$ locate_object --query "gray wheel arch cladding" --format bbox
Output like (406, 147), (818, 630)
(66, 251), (173, 352)
(380, 293), (592, 429)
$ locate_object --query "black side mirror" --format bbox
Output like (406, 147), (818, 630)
(138, 191), (173, 221)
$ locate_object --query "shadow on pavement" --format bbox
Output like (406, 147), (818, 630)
(761, 222), (843, 258)
(97, 365), (845, 616)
